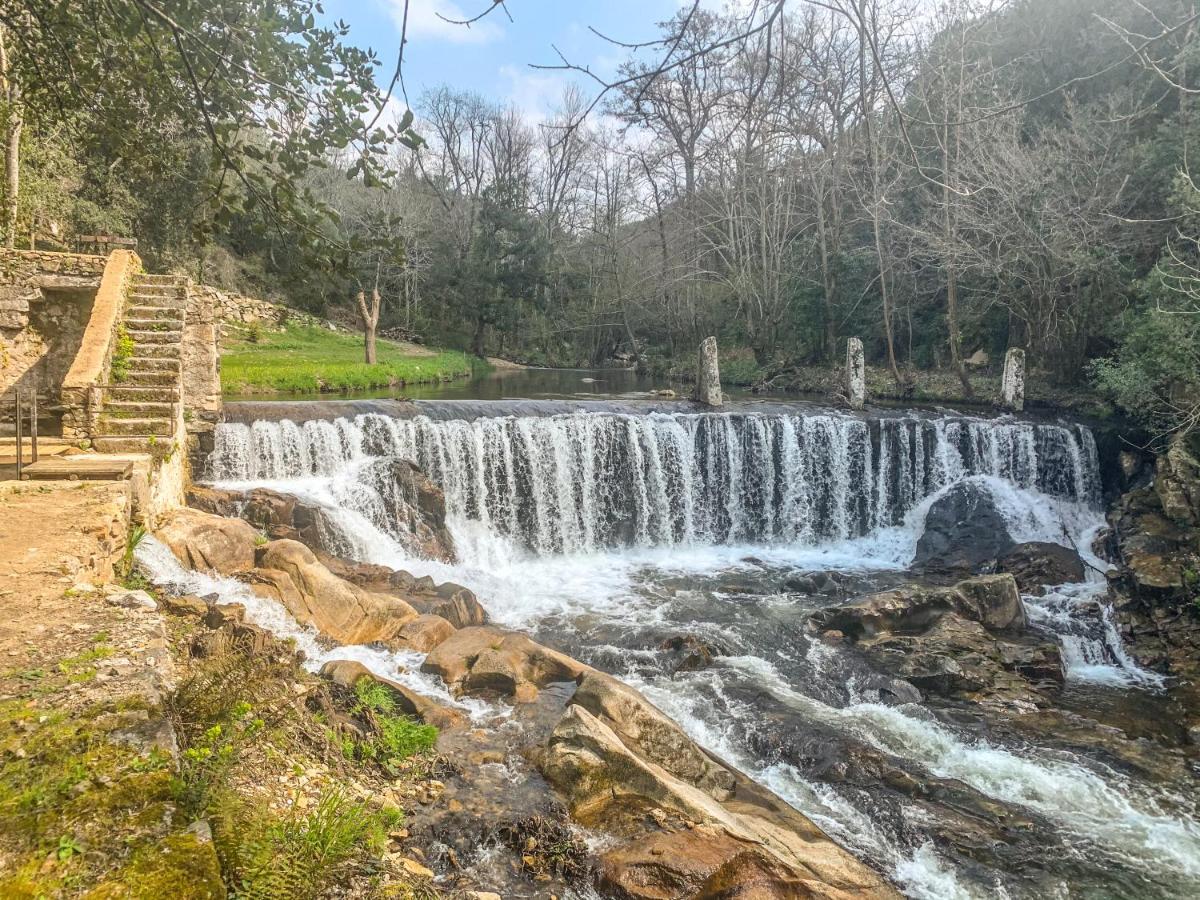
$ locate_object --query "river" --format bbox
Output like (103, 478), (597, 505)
(140, 388), (1200, 899)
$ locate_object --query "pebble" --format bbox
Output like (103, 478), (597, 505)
(398, 857), (434, 879)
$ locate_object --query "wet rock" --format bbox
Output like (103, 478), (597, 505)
(358, 458), (456, 562)
(421, 626), (588, 701)
(317, 558), (488, 628)
(995, 541), (1086, 595)
(250, 540), (418, 644)
(658, 634), (724, 673)
(915, 480), (1016, 572)
(809, 576), (1062, 703)
(540, 705), (896, 897)
(319, 659), (466, 730)
(158, 507), (258, 575)
(572, 672), (735, 801)
(394, 614), (456, 652)
(599, 828), (815, 899)
(809, 574), (1025, 640)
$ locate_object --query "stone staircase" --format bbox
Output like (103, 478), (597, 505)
(93, 274), (187, 453)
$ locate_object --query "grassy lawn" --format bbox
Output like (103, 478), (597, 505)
(221, 324), (476, 394)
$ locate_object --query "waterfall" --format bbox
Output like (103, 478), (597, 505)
(207, 410), (1102, 556)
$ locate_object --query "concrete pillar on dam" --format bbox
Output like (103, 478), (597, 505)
(697, 336), (723, 407)
(1002, 347), (1025, 412)
(846, 337), (866, 410)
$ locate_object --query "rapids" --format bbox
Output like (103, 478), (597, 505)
(158, 404), (1199, 899)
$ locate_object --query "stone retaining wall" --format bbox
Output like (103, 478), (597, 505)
(0, 250), (106, 331)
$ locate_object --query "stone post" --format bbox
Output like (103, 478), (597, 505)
(1001, 347), (1025, 412)
(845, 337), (865, 410)
(696, 336), (722, 407)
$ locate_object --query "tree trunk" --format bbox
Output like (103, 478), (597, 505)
(0, 26), (20, 250)
(355, 288), (381, 365)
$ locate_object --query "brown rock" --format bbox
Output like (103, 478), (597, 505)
(421, 626), (588, 699)
(161, 594), (209, 618)
(601, 829), (824, 899)
(395, 614), (457, 652)
(158, 508), (258, 575)
(572, 672), (735, 801)
(253, 540), (417, 644)
(540, 706), (895, 898)
(996, 542), (1087, 595)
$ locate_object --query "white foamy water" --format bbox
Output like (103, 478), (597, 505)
(134, 535), (495, 722)
(150, 406), (1199, 897)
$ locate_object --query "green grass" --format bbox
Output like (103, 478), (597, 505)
(220, 324), (475, 394)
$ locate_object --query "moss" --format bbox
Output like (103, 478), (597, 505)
(85, 831), (225, 899)
(0, 697), (185, 897)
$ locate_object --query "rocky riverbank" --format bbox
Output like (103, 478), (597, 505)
(148, 494), (898, 898)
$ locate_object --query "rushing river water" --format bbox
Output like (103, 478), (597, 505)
(142, 401), (1200, 898)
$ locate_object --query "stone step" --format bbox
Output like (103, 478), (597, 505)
(128, 305), (184, 322)
(127, 329), (182, 344)
(126, 356), (180, 371)
(129, 283), (184, 297)
(125, 317), (182, 331)
(121, 371), (180, 387)
(96, 416), (174, 436)
(128, 344), (181, 360)
(91, 435), (176, 456)
(102, 400), (176, 419)
(102, 384), (179, 403)
(136, 273), (188, 286)
(128, 292), (185, 308)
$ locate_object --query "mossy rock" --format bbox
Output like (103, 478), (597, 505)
(84, 831), (225, 899)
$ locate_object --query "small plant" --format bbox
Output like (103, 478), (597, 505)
(121, 524), (147, 578)
(56, 834), (83, 862)
(218, 789), (400, 900)
(246, 322), (263, 344)
(110, 324), (135, 383)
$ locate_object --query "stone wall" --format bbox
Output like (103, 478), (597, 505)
(194, 284), (328, 330)
(0, 250), (105, 331)
(1, 250), (106, 430)
(182, 285), (222, 431)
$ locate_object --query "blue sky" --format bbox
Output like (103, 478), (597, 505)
(323, 0), (697, 121)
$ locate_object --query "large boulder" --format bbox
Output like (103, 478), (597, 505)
(996, 541), (1086, 594)
(250, 540), (417, 644)
(809, 574), (1025, 640)
(540, 705), (896, 899)
(600, 828), (856, 900)
(572, 672), (735, 801)
(157, 508), (258, 575)
(316, 557), (488, 628)
(421, 626), (589, 701)
(915, 480), (1015, 572)
(1156, 436), (1200, 526)
(808, 575), (1061, 702)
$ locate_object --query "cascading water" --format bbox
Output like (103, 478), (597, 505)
(208, 410), (1100, 554)
(184, 404), (1200, 899)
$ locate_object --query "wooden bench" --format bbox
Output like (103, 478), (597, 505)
(20, 457), (135, 481)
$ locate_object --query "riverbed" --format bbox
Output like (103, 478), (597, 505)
(147, 393), (1200, 898)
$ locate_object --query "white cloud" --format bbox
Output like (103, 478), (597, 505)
(499, 64), (571, 125)
(386, 0), (505, 44)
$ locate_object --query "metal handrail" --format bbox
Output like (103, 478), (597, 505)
(11, 389), (38, 480)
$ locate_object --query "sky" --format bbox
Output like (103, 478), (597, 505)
(322, 0), (704, 122)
